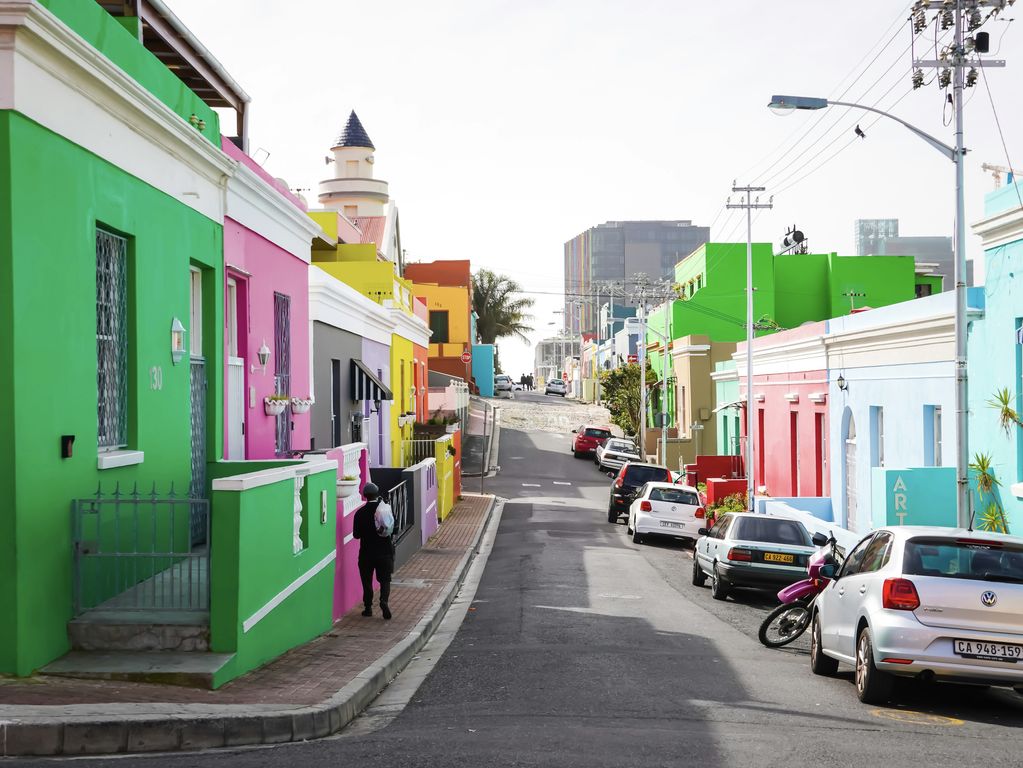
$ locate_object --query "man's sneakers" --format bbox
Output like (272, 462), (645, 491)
(361, 607), (372, 617)
(381, 605), (392, 620)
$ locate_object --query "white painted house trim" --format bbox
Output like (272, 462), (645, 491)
(973, 203), (1023, 250)
(390, 307), (431, 347)
(97, 449), (144, 470)
(225, 162), (322, 263)
(1, 1), (234, 223)
(309, 267), (392, 346)
(242, 549), (336, 633)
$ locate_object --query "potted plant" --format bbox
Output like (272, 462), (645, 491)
(337, 475), (360, 498)
(264, 394), (290, 416)
(290, 396), (314, 414)
(445, 416), (460, 434)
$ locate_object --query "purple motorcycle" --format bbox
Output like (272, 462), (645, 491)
(758, 531), (841, 648)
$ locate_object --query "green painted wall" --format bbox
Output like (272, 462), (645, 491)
(0, 114), (15, 673)
(773, 254), (829, 329)
(713, 361), (740, 455)
(210, 466), (337, 687)
(0, 113), (223, 675)
(825, 254), (916, 316)
(36, 0), (219, 143)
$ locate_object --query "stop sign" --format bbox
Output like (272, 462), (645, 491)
(562, 372), (568, 381)
(460, 351), (472, 363)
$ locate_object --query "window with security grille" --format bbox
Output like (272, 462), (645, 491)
(274, 292), (292, 456)
(96, 229), (128, 450)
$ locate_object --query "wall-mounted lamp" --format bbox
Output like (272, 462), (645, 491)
(252, 340), (271, 375)
(171, 317), (186, 365)
(837, 374), (848, 391)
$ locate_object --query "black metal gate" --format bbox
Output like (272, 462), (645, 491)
(189, 356), (208, 545)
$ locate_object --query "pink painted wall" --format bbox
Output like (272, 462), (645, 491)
(221, 138), (307, 211)
(223, 220), (311, 459)
(327, 446), (370, 620)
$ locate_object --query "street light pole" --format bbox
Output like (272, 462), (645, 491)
(728, 187), (772, 511)
(769, 0), (1009, 526)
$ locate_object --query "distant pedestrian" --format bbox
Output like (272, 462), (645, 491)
(526, 374), (534, 391)
(353, 482), (394, 620)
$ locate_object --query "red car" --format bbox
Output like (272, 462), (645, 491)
(571, 424), (613, 458)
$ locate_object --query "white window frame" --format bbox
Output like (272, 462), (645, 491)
(190, 267), (203, 357)
(226, 277), (238, 359)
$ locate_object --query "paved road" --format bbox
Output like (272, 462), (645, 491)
(25, 415), (1023, 767)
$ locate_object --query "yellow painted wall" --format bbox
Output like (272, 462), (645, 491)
(390, 334), (415, 465)
(435, 436), (455, 520)
(412, 284), (470, 356)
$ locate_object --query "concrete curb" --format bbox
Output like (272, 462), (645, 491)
(0, 495), (499, 758)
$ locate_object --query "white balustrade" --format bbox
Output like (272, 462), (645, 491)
(293, 475), (305, 554)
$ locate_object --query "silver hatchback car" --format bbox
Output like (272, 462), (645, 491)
(811, 526), (1023, 704)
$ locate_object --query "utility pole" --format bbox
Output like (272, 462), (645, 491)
(727, 185), (772, 512)
(660, 298), (669, 466)
(638, 300), (647, 460)
(913, 0), (1008, 527)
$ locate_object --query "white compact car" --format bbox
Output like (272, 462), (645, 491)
(627, 483), (705, 544)
(545, 379), (567, 396)
(810, 526), (1023, 704)
(595, 438), (640, 472)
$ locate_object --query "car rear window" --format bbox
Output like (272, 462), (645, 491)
(584, 428), (612, 438)
(649, 488), (700, 505)
(624, 465), (671, 485)
(607, 441), (637, 453)
(904, 538), (1023, 583)
(731, 517), (810, 546)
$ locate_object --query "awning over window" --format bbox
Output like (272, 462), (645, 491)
(351, 359), (393, 402)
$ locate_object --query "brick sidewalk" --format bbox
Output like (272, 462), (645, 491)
(0, 494), (495, 709)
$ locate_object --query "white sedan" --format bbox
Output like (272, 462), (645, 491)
(595, 438), (640, 472)
(811, 526), (1023, 704)
(627, 483), (705, 545)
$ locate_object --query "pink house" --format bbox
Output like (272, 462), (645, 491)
(221, 139), (323, 459)
(736, 321), (830, 499)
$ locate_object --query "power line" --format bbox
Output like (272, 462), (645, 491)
(979, 60), (1023, 212)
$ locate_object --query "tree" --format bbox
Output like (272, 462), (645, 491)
(472, 269), (535, 347)
(599, 362), (652, 437)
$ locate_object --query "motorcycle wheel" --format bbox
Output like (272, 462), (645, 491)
(758, 602), (812, 648)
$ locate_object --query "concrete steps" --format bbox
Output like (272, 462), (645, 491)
(69, 609), (210, 652)
(41, 650), (233, 688)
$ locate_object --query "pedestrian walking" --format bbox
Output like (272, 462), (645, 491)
(526, 373), (534, 391)
(353, 482), (394, 620)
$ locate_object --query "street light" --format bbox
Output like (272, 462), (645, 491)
(766, 91), (969, 524)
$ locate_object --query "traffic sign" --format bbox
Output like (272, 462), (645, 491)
(460, 351), (472, 363)
(627, 354), (638, 363)
(562, 372), (569, 381)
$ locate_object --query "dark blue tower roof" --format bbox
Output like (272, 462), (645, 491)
(333, 110), (375, 150)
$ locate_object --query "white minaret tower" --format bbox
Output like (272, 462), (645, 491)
(318, 111), (389, 218)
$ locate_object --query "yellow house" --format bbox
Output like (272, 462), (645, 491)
(403, 260), (474, 381)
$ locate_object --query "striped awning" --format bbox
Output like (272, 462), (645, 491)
(351, 359), (393, 402)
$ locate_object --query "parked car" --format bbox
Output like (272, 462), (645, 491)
(494, 374), (513, 393)
(545, 379), (567, 396)
(810, 526), (1023, 704)
(692, 513), (816, 600)
(607, 462), (672, 523)
(571, 424), (612, 458)
(627, 483), (705, 544)
(595, 438), (640, 472)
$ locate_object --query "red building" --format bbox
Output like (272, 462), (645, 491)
(403, 260), (474, 382)
(736, 322), (829, 498)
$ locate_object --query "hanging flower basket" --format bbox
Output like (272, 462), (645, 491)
(337, 476), (360, 498)
(291, 397), (314, 414)
(445, 421), (460, 434)
(264, 396), (288, 416)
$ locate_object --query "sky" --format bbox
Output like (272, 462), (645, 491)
(169, 0), (1022, 377)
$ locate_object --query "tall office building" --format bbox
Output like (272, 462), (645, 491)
(563, 220), (709, 337)
(854, 218), (899, 256)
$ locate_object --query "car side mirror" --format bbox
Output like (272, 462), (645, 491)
(811, 532), (828, 547)
(698, 527), (709, 537)
(819, 563), (837, 580)
(571, 429), (577, 433)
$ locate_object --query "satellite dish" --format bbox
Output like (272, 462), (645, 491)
(366, 155), (375, 164)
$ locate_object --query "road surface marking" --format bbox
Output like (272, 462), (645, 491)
(870, 709), (963, 726)
(522, 483), (541, 487)
(552, 481), (572, 486)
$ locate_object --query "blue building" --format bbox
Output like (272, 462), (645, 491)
(967, 180), (1023, 531)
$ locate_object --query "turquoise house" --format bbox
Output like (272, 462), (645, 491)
(968, 180), (1023, 531)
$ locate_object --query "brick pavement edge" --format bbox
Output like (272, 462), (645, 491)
(0, 494), (500, 758)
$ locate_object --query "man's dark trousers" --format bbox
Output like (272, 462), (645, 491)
(359, 552), (393, 610)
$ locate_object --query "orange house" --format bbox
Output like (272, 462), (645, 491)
(403, 260), (474, 384)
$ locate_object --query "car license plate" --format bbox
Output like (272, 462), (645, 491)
(763, 552), (794, 564)
(660, 521), (683, 529)
(954, 639), (1023, 662)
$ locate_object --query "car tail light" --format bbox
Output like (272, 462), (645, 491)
(881, 658), (915, 665)
(882, 578), (920, 611)
(956, 538), (1003, 548)
(615, 468), (626, 488)
(695, 507), (705, 519)
(727, 548), (753, 562)
(640, 501), (652, 512)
